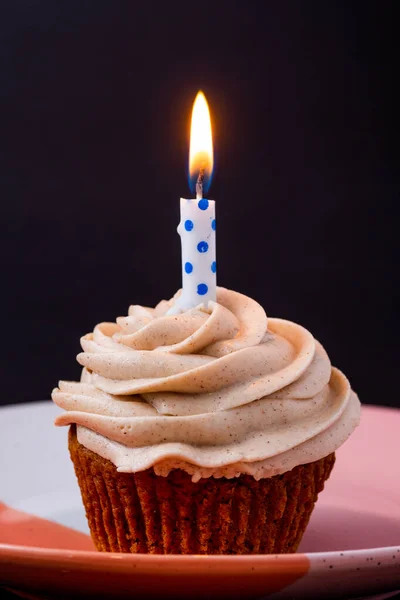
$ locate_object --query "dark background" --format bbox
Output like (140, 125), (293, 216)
(0, 1), (397, 407)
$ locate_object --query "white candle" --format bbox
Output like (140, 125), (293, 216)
(169, 91), (216, 314)
(169, 197), (216, 313)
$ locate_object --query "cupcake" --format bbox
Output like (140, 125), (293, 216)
(52, 287), (360, 554)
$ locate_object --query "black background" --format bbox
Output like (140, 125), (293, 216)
(0, 1), (397, 408)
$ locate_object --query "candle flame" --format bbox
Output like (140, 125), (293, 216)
(189, 91), (214, 195)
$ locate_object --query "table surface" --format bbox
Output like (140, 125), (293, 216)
(1, 587), (400, 600)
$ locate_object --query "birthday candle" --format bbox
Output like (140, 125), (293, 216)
(169, 92), (216, 314)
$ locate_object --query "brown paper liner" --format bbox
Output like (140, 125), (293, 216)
(68, 425), (335, 554)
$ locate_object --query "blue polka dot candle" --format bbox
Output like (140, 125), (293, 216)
(169, 92), (216, 314)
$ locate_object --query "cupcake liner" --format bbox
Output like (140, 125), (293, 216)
(69, 426), (335, 554)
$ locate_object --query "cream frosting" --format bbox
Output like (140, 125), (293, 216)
(52, 287), (360, 481)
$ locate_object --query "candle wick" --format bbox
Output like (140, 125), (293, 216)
(196, 167), (205, 200)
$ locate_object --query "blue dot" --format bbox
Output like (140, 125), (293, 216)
(197, 283), (208, 296)
(184, 219), (194, 231)
(185, 262), (193, 274)
(212, 219), (216, 231)
(197, 241), (209, 253)
(211, 261), (217, 273)
(198, 198), (209, 211)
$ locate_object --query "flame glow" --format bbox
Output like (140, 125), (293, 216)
(189, 91), (213, 194)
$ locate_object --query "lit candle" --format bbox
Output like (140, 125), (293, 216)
(169, 91), (216, 314)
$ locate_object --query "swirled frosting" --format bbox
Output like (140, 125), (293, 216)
(52, 287), (360, 481)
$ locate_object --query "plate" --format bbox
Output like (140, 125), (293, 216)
(0, 402), (399, 599)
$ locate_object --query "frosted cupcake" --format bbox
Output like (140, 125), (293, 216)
(52, 287), (360, 554)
